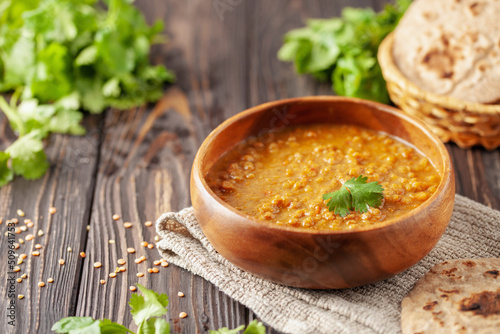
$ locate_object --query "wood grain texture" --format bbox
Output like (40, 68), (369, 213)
(0, 0), (499, 333)
(0, 113), (102, 334)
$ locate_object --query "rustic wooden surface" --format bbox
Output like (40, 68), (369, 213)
(1, 0), (499, 333)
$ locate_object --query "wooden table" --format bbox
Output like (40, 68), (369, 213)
(1, 1), (499, 333)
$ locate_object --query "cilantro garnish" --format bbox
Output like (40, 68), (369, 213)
(323, 175), (384, 217)
(0, 0), (175, 187)
(52, 284), (265, 334)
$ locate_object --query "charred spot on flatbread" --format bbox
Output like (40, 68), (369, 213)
(459, 289), (500, 317)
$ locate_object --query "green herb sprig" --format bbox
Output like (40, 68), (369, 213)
(323, 175), (384, 217)
(0, 0), (175, 187)
(277, 0), (411, 103)
(52, 284), (266, 334)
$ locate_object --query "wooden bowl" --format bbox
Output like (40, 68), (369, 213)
(191, 96), (455, 289)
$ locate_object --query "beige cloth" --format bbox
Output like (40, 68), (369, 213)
(156, 194), (500, 334)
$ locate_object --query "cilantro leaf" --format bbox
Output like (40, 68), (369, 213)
(323, 175), (384, 217)
(277, 0), (411, 103)
(6, 132), (49, 180)
(209, 320), (266, 334)
(0, 151), (14, 187)
(343, 175), (384, 214)
(51, 317), (96, 333)
(140, 318), (170, 334)
(129, 284), (169, 330)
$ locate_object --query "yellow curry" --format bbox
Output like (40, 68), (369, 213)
(206, 124), (441, 230)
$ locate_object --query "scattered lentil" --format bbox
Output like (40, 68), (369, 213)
(59, 259), (65, 265)
(136, 273), (144, 277)
(20, 254), (27, 259)
(130, 286), (137, 292)
(18, 295), (24, 299)
(147, 244), (154, 249)
(100, 280), (106, 285)
(49, 207), (57, 214)
(147, 268), (153, 273)
(67, 247), (72, 252)
(32, 251), (40, 256)
(16, 278), (22, 283)
(179, 312), (188, 319)
(37, 229), (44, 237)
(17, 258), (23, 265)
(119, 266), (126, 272)
(161, 262), (169, 268)
(21, 274), (27, 279)
(123, 222), (132, 228)
(117, 259), (126, 265)
(127, 247), (135, 254)
(144, 221), (153, 227)
(38, 282), (45, 287)
(154, 235), (160, 242)
(178, 292), (185, 297)
(153, 260), (161, 266)
(109, 273), (117, 278)
(112, 214), (120, 221)
(18, 239), (24, 244)
(80, 252), (86, 258)
(26, 221), (34, 228)
(20, 226), (27, 232)
(35, 244), (42, 249)
(94, 262), (102, 268)
(25, 234), (34, 241)
(141, 241), (148, 247)
(152, 268), (159, 273)
(48, 278), (54, 283)
(13, 266), (21, 272)
(17, 209), (25, 217)
(108, 240), (115, 244)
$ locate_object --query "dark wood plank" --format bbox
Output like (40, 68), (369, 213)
(0, 113), (102, 334)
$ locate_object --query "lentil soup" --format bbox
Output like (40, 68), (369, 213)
(206, 124), (441, 230)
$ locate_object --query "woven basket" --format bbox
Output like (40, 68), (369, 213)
(378, 33), (500, 150)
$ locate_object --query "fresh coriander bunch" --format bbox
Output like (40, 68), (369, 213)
(0, 0), (175, 187)
(52, 284), (266, 334)
(277, 0), (411, 103)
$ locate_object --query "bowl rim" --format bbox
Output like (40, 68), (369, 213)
(192, 95), (454, 235)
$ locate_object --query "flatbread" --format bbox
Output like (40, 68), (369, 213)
(401, 258), (500, 333)
(393, 0), (500, 103)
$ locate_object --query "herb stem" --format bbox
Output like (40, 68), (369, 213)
(0, 95), (25, 136)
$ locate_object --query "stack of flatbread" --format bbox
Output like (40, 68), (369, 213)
(392, 0), (500, 103)
(402, 258), (500, 333)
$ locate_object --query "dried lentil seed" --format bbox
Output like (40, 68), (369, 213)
(38, 282), (45, 287)
(161, 262), (169, 267)
(18, 238), (24, 244)
(152, 268), (159, 273)
(147, 268), (153, 273)
(32, 251), (40, 256)
(136, 273), (144, 277)
(108, 240), (115, 244)
(153, 260), (161, 266)
(17, 210), (25, 217)
(20, 226), (27, 232)
(178, 292), (185, 297)
(129, 286), (137, 292)
(37, 229), (44, 237)
(18, 295), (24, 299)
(21, 274), (27, 279)
(17, 258), (23, 265)
(94, 262), (102, 268)
(13, 266), (21, 272)
(119, 266), (126, 272)
(100, 280), (106, 284)
(16, 278), (22, 283)
(141, 241), (148, 247)
(48, 278), (54, 283)
(123, 222), (132, 228)
(67, 247), (72, 252)
(80, 252), (86, 258)
(59, 259), (65, 265)
(179, 312), (187, 319)
(117, 259), (126, 265)
(20, 254), (27, 259)
(35, 244), (42, 249)
(49, 207), (57, 214)
(147, 244), (154, 249)
(127, 247), (135, 254)
(112, 214), (120, 221)
(109, 273), (116, 278)
(144, 221), (152, 227)
(27, 221), (34, 228)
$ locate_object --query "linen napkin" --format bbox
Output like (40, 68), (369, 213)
(156, 194), (500, 334)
